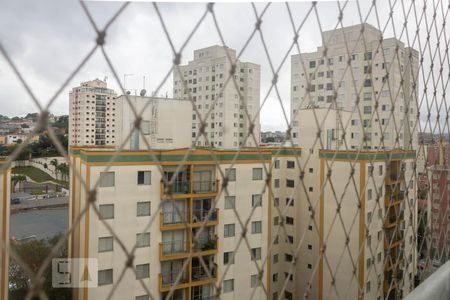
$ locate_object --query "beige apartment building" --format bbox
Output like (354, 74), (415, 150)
(69, 79), (117, 146)
(291, 23), (419, 150)
(173, 46), (261, 148)
(0, 159), (11, 300)
(68, 146), (301, 300)
(69, 80), (192, 150)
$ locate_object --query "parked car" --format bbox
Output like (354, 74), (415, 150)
(11, 198), (21, 205)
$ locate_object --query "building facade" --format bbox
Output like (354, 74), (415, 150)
(291, 23), (419, 151)
(426, 143), (450, 260)
(116, 95), (192, 150)
(173, 46), (261, 148)
(69, 80), (193, 150)
(0, 159), (11, 300)
(68, 147), (300, 300)
(69, 79), (117, 146)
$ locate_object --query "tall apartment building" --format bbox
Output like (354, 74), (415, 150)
(426, 143), (450, 260)
(173, 46), (261, 148)
(291, 23), (419, 150)
(69, 147), (301, 300)
(69, 80), (192, 149)
(69, 79), (117, 146)
(269, 109), (417, 300)
(0, 159), (11, 300)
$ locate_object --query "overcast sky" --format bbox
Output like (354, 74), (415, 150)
(0, 0), (445, 132)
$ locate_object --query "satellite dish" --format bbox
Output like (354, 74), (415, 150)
(126, 90), (131, 95)
(140, 89), (147, 97)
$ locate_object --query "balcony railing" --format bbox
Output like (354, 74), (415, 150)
(192, 237), (218, 253)
(161, 211), (186, 225)
(191, 265), (217, 282)
(160, 240), (188, 257)
(162, 180), (219, 196)
(192, 180), (217, 193)
(161, 271), (188, 285)
(192, 208), (218, 224)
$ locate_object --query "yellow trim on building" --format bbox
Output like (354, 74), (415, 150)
(319, 158), (325, 300)
(358, 162), (366, 300)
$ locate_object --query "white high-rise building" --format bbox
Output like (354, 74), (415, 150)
(173, 46), (261, 148)
(291, 23), (419, 151)
(69, 80), (192, 150)
(69, 79), (117, 147)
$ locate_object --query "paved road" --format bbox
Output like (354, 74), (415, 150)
(10, 196), (68, 212)
(10, 207), (69, 240)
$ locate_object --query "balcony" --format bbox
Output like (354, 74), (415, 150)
(159, 240), (189, 261)
(384, 212), (405, 228)
(191, 265), (217, 286)
(159, 272), (189, 292)
(384, 230), (404, 248)
(160, 211), (187, 230)
(192, 180), (217, 193)
(192, 237), (218, 257)
(192, 208), (219, 227)
(161, 180), (219, 199)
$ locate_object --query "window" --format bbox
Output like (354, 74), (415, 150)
(251, 274), (261, 287)
(225, 196), (235, 209)
(98, 237), (113, 252)
(286, 217), (294, 225)
(223, 279), (234, 293)
(366, 280), (371, 293)
(136, 264), (150, 279)
(252, 221), (262, 234)
(274, 216), (279, 225)
(309, 61), (316, 68)
(274, 160), (280, 169)
(273, 273), (278, 282)
(285, 254), (293, 262)
(137, 171), (151, 185)
(252, 168), (263, 180)
(287, 160), (295, 168)
(252, 194), (262, 207)
(251, 248), (261, 260)
(366, 258), (372, 268)
(226, 168), (236, 181)
(99, 204), (114, 220)
(286, 179), (295, 187)
(274, 179), (280, 188)
(274, 197), (279, 207)
(136, 233), (150, 248)
(224, 224), (235, 237)
(286, 198), (294, 206)
(308, 244), (312, 250)
(137, 202), (151, 216)
(100, 172), (115, 187)
(136, 296), (149, 300)
(368, 189), (372, 200)
(364, 79), (372, 87)
(273, 254), (279, 263)
(224, 252), (234, 265)
(364, 52), (372, 60)
(377, 252), (382, 262)
(309, 168), (313, 173)
(378, 165), (383, 175)
(307, 264), (312, 269)
(364, 106), (372, 114)
(98, 269), (113, 286)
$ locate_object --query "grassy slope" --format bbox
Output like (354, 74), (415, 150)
(13, 166), (68, 188)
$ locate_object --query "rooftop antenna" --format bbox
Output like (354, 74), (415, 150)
(103, 76), (108, 82)
(123, 73), (133, 91)
(143, 75), (146, 90)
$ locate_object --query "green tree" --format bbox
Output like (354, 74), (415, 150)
(50, 159), (59, 180)
(11, 174), (26, 193)
(9, 235), (72, 300)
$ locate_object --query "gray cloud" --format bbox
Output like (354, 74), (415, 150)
(0, 1), (446, 133)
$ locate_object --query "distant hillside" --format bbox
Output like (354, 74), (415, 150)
(0, 114), (9, 121)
